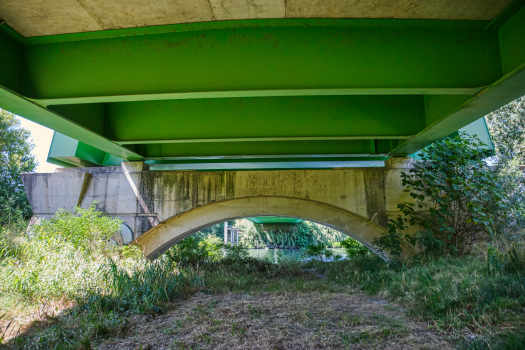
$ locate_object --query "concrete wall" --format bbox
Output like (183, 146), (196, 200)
(21, 158), (415, 256)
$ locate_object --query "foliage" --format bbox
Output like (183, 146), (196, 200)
(371, 215), (410, 259)
(238, 219), (346, 249)
(485, 96), (525, 232)
(164, 235), (223, 267)
(322, 243), (525, 349)
(339, 238), (371, 257)
(223, 242), (250, 261)
(487, 243), (525, 278)
(390, 134), (507, 257)
(0, 215), (306, 348)
(0, 110), (37, 225)
(302, 242), (334, 261)
(192, 222), (225, 241)
(0, 204), (124, 299)
(485, 96), (525, 167)
(1, 204), (524, 349)
(31, 204), (122, 254)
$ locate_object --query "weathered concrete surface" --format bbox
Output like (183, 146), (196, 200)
(22, 157), (417, 258)
(0, 0), (513, 37)
(137, 196), (396, 259)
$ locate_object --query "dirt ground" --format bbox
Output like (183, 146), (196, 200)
(96, 290), (454, 350)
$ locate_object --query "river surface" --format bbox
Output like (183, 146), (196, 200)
(248, 248), (346, 263)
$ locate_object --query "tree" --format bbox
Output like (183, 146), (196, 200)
(486, 96), (525, 168)
(390, 134), (508, 257)
(0, 109), (37, 225)
(485, 96), (525, 230)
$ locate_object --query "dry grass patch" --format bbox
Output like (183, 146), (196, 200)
(97, 291), (453, 350)
(0, 297), (74, 343)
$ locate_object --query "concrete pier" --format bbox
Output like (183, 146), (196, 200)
(22, 157), (417, 258)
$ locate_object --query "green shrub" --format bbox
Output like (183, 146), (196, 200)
(402, 133), (508, 256)
(302, 242), (334, 261)
(164, 235), (223, 267)
(339, 238), (370, 257)
(32, 204), (122, 254)
(0, 205), (124, 299)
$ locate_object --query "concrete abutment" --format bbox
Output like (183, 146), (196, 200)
(21, 158), (417, 258)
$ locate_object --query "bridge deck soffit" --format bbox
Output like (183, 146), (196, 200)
(0, 0), (513, 37)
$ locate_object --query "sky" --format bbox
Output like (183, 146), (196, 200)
(16, 116), (60, 173)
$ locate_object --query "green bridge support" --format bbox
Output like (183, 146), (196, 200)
(1, 1), (525, 167)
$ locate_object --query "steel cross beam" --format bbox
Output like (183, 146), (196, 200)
(1, 6), (525, 166)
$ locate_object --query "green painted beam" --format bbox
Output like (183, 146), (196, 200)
(392, 62), (525, 156)
(0, 84), (143, 160)
(149, 160), (385, 171)
(116, 136), (411, 145)
(1, 14), (524, 165)
(100, 95), (424, 145)
(47, 132), (124, 167)
(15, 19), (492, 46)
(390, 3), (525, 156)
(247, 217), (303, 225)
(31, 87), (485, 107)
(16, 20), (495, 101)
(139, 140), (400, 158)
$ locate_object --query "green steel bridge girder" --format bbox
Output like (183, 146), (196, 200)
(1, 6), (525, 164)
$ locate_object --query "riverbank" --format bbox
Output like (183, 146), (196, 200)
(2, 249), (524, 349)
(1, 214), (524, 349)
(248, 247), (346, 262)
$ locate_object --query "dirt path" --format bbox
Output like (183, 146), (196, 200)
(97, 290), (453, 350)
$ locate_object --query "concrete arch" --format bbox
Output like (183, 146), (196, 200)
(134, 196), (392, 259)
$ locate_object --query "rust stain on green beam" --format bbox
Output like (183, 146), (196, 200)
(0, 84), (142, 160)
(392, 62), (525, 156)
(103, 96), (425, 144)
(20, 23), (496, 100)
(21, 18), (489, 46)
(116, 135), (413, 145)
(31, 87), (487, 106)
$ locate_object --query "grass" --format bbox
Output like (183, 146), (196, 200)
(311, 245), (525, 350)
(1, 214), (524, 349)
(95, 291), (450, 350)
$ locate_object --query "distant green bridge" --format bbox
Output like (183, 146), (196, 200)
(2, 0), (523, 254)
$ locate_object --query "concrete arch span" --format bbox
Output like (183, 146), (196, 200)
(134, 196), (392, 259)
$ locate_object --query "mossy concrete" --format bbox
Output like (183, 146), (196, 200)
(21, 157), (417, 257)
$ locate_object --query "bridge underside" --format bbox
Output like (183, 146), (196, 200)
(1, 0), (525, 169)
(6, 1), (525, 238)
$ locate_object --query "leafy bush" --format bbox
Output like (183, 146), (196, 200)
(485, 96), (525, 234)
(339, 238), (370, 257)
(0, 205), (124, 299)
(387, 134), (508, 257)
(302, 242), (334, 261)
(223, 242), (249, 261)
(164, 235), (223, 267)
(31, 204), (122, 254)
